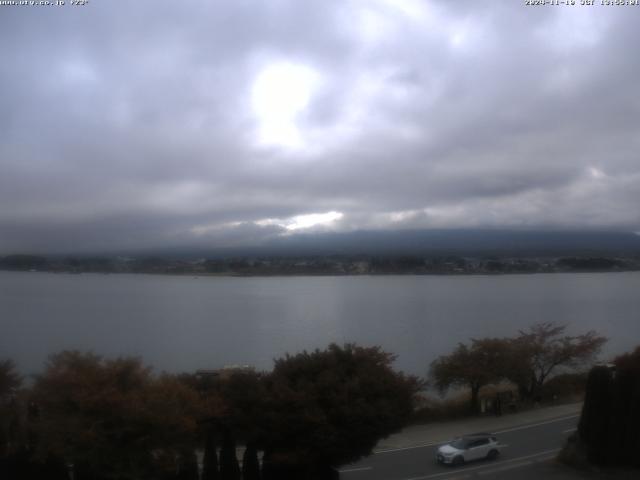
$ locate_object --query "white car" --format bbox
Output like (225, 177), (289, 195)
(436, 433), (501, 466)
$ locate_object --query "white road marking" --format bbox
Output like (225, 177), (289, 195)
(563, 427), (577, 434)
(338, 466), (373, 473)
(375, 414), (579, 454)
(402, 448), (561, 480)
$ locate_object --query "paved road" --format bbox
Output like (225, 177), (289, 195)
(339, 415), (579, 480)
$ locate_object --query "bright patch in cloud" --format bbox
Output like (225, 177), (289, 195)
(588, 167), (606, 180)
(256, 211), (343, 231)
(57, 59), (98, 86)
(190, 221), (243, 236)
(286, 211), (344, 231)
(376, 0), (428, 21)
(251, 62), (320, 148)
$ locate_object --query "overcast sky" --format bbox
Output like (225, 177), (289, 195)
(1, 0), (640, 253)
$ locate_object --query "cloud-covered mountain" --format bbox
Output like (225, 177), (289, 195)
(110, 229), (640, 260)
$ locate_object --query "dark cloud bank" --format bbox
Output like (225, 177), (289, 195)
(1, 0), (640, 254)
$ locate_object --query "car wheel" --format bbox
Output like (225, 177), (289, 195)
(452, 455), (464, 466)
(487, 449), (499, 460)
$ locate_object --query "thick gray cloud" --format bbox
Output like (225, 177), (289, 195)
(1, 0), (640, 253)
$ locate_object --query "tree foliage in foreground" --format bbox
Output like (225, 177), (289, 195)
(430, 338), (512, 413)
(430, 322), (607, 409)
(0, 359), (22, 461)
(2, 343), (419, 479)
(0, 360), (21, 399)
(31, 351), (204, 480)
(261, 343), (421, 475)
(510, 322), (607, 400)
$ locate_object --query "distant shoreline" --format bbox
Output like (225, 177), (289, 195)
(2, 252), (640, 278)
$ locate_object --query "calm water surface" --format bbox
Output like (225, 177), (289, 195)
(1, 271), (639, 376)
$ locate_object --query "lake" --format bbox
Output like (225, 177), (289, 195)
(1, 271), (639, 377)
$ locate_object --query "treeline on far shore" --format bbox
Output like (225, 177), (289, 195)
(2, 253), (640, 276)
(2, 321), (632, 479)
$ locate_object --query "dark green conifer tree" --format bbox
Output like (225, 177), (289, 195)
(202, 430), (219, 480)
(176, 449), (199, 480)
(611, 347), (640, 467)
(219, 428), (240, 480)
(241, 442), (260, 480)
(578, 365), (612, 465)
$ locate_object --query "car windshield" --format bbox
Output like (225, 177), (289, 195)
(450, 438), (471, 449)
